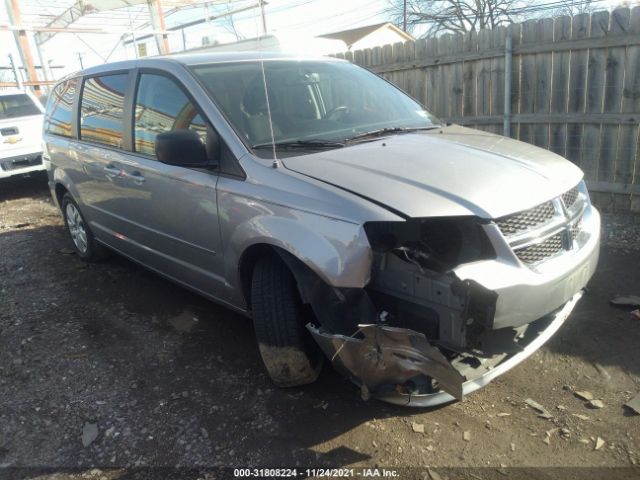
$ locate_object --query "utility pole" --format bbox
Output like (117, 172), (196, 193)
(5, 0), (40, 94)
(259, 0), (267, 35)
(35, 42), (50, 88)
(77, 52), (84, 69)
(403, 0), (407, 32)
(8, 53), (22, 89)
(147, 0), (171, 54)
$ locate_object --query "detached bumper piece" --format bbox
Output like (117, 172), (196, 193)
(308, 324), (465, 401)
(308, 291), (582, 407)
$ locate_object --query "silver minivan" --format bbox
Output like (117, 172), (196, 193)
(44, 52), (600, 406)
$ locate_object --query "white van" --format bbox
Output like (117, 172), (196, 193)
(0, 89), (45, 179)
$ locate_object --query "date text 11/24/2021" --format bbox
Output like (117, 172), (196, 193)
(233, 468), (401, 478)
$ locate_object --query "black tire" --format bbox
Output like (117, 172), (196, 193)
(61, 193), (108, 262)
(251, 255), (323, 387)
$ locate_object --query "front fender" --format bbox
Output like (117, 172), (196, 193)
(227, 209), (372, 294)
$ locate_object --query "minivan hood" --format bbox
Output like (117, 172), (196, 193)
(282, 125), (583, 219)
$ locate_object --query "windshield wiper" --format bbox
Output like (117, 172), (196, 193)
(347, 126), (441, 142)
(251, 139), (345, 150)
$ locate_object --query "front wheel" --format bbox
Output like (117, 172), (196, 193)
(251, 255), (323, 387)
(61, 194), (108, 262)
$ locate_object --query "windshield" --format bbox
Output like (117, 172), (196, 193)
(0, 94), (41, 119)
(191, 60), (439, 154)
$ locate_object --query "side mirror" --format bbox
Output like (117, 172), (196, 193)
(155, 129), (214, 168)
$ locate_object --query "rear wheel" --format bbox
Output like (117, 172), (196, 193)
(61, 194), (108, 262)
(251, 255), (323, 387)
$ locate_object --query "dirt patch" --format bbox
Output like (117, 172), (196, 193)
(0, 174), (639, 477)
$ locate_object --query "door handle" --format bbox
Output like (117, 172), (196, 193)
(125, 170), (146, 185)
(104, 164), (121, 178)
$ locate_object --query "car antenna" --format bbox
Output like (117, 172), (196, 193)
(259, 55), (279, 168)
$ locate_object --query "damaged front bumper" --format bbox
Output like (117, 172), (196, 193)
(307, 291), (582, 407)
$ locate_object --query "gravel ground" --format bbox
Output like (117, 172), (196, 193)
(1, 173), (639, 480)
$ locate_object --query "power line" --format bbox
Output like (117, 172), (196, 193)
(406, 0), (612, 23)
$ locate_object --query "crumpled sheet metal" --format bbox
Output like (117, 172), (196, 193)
(307, 323), (465, 400)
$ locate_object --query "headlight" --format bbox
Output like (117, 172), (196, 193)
(364, 217), (496, 272)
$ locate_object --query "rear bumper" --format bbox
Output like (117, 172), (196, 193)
(0, 151), (44, 178)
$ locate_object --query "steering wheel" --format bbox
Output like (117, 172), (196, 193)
(324, 105), (350, 121)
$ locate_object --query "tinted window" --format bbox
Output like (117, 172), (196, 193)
(45, 79), (76, 137)
(134, 74), (207, 156)
(80, 74), (128, 148)
(0, 93), (41, 120)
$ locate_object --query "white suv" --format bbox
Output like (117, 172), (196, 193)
(0, 89), (45, 179)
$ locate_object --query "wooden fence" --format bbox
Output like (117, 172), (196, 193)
(335, 7), (640, 212)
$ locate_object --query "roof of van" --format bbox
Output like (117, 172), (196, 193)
(76, 51), (345, 77)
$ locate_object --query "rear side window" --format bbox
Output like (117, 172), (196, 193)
(133, 73), (207, 157)
(45, 79), (77, 137)
(80, 74), (128, 148)
(0, 93), (41, 119)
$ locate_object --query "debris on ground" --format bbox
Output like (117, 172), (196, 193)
(595, 437), (606, 450)
(587, 399), (605, 409)
(572, 414), (590, 420)
(169, 310), (199, 333)
(594, 363), (611, 381)
(82, 422), (98, 447)
(560, 428), (570, 439)
(496, 412), (511, 417)
(610, 295), (640, 307)
(411, 422), (425, 433)
(574, 391), (594, 401)
(524, 398), (553, 419)
(2, 179), (639, 470)
(542, 429), (561, 445)
(426, 468), (443, 480)
(64, 352), (89, 360)
(625, 393), (640, 415)
(463, 431), (471, 442)
(557, 405), (567, 411)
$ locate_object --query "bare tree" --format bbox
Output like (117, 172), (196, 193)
(219, 4), (244, 41)
(388, 0), (610, 37)
(551, 0), (598, 17)
(388, 0), (523, 37)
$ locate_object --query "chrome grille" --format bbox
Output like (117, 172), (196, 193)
(497, 185), (585, 266)
(496, 201), (555, 237)
(562, 187), (579, 209)
(571, 215), (583, 240)
(515, 233), (564, 265)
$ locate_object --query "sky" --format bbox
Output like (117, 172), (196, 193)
(0, 0), (632, 84)
(0, 0), (389, 81)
